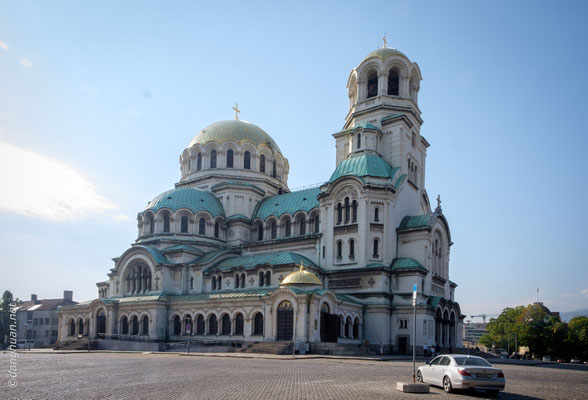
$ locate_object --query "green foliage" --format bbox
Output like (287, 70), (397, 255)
(480, 304), (588, 360)
(0, 290), (15, 349)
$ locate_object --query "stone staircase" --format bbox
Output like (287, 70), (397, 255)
(53, 338), (98, 350)
(241, 341), (292, 355)
(312, 342), (373, 356)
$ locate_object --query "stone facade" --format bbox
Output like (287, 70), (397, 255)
(58, 45), (463, 354)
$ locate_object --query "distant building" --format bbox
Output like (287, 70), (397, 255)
(16, 291), (77, 348)
(463, 322), (487, 347)
(533, 302), (560, 320)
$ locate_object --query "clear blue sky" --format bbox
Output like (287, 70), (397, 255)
(1, 1), (587, 319)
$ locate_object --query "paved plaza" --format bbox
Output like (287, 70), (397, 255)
(2, 352), (587, 399)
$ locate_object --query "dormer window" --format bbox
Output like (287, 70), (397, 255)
(367, 71), (378, 98)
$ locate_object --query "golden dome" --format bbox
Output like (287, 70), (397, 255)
(280, 261), (322, 286)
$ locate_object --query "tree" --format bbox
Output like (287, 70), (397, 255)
(567, 316), (588, 360)
(0, 290), (15, 349)
(479, 306), (524, 351)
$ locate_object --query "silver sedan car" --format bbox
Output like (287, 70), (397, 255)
(417, 354), (505, 396)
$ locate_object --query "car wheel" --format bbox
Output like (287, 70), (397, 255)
(487, 390), (499, 397)
(416, 370), (423, 383)
(443, 376), (452, 393)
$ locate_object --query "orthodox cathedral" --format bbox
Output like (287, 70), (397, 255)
(58, 44), (463, 354)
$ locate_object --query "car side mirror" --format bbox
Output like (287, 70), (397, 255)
(425, 361), (431, 365)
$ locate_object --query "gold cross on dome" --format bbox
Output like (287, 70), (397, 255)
(382, 33), (387, 48)
(233, 103), (241, 120)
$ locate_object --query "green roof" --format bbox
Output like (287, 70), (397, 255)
(397, 214), (435, 231)
(144, 187), (224, 217)
(131, 245), (169, 264)
(328, 154), (399, 183)
(427, 296), (442, 308)
(381, 114), (406, 123)
(226, 214), (250, 221)
(394, 173), (407, 189)
(354, 122), (379, 130)
(211, 181), (266, 195)
(162, 244), (204, 254)
(188, 120), (282, 154)
(390, 257), (428, 272)
(206, 251), (318, 273)
(252, 188), (320, 220)
(363, 47), (407, 61)
(196, 249), (238, 265)
(171, 288), (277, 303)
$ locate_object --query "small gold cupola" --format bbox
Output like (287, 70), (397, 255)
(280, 260), (322, 287)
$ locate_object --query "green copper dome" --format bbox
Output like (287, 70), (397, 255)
(363, 47), (407, 62)
(188, 120), (282, 154)
(144, 187), (225, 217)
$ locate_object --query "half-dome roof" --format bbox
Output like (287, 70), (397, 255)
(188, 120), (282, 154)
(144, 187), (224, 217)
(328, 153), (399, 183)
(363, 47), (407, 62)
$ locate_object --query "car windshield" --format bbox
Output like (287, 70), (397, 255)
(454, 357), (492, 367)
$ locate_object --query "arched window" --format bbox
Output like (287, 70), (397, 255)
(211, 276), (216, 290)
(68, 319), (75, 336)
(226, 149), (234, 168)
(253, 313), (264, 335)
(149, 216), (154, 234)
(241, 273), (245, 288)
(131, 316), (139, 335)
(210, 150), (217, 168)
(388, 69), (399, 96)
(272, 160), (276, 178)
(353, 318), (360, 338)
(181, 216), (189, 233)
(270, 221), (277, 239)
(244, 151), (251, 169)
(142, 315), (149, 335)
(221, 314), (231, 335)
(257, 222), (264, 241)
(345, 317), (351, 338)
(217, 276), (222, 290)
(163, 214), (170, 233)
(285, 218), (291, 237)
(336, 203), (342, 224)
(367, 71), (378, 98)
(374, 207), (379, 222)
(121, 316), (129, 335)
(349, 239), (355, 258)
(299, 215), (306, 235)
(189, 276), (193, 290)
(214, 221), (219, 238)
(336, 241), (343, 259)
(172, 315), (181, 335)
(197, 152), (202, 170)
(199, 218), (206, 235)
(78, 319), (84, 335)
(357, 133), (361, 149)
(259, 271), (265, 287)
(235, 313), (244, 335)
(234, 274), (240, 289)
(344, 197), (350, 223)
(196, 315), (205, 334)
(265, 271), (271, 286)
(313, 214), (320, 233)
(351, 200), (357, 222)
(208, 315), (218, 335)
(260, 154), (266, 173)
(373, 239), (380, 258)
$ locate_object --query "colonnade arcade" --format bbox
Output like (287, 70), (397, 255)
(434, 307), (458, 348)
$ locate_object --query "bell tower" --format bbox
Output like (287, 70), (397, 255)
(333, 44), (428, 197)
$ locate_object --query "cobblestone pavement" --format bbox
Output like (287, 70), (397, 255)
(2, 352), (587, 399)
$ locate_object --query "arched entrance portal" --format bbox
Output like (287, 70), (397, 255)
(320, 303), (338, 342)
(96, 309), (106, 338)
(276, 301), (293, 341)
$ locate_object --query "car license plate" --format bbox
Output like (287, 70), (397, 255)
(477, 373), (493, 378)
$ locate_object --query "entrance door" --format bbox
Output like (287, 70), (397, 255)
(398, 336), (408, 354)
(320, 303), (338, 343)
(96, 309), (106, 338)
(276, 301), (293, 341)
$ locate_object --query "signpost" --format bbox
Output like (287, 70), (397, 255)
(412, 283), (417, 383)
